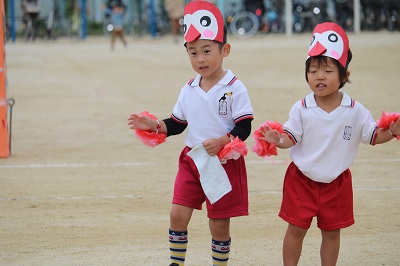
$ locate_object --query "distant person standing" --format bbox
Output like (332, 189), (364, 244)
(106, 3), (127, 50)
(21, 0), (41, 41)
(105, 0), (123, 9)
(165, 0), (184, 43)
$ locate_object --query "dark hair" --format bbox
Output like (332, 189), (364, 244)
(222, 26), (228, 44)
(305, 51), (352, 89)
(345, 48), (352, 70)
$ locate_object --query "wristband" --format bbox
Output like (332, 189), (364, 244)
(154, 120), (161, 133)
(389, 128), (397, 138)
(227, 132), (234, 142)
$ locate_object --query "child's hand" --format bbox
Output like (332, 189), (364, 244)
(389, 117), (400, 137)
(259, 125), (282, 145)
(128, 113), (155, 131)
(252, 121), (284, 157)
(128, 112), (166, 147)
(203, 138), (226, 157)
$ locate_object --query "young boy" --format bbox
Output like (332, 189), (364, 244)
(258, 22), (400, 265)
(128, 1), (254, 265)
(106, 3), (127, 50)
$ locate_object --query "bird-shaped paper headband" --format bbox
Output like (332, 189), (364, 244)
(183, 0), (226, 44)
(307, 22), (350, 69)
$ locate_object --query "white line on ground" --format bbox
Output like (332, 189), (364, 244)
(0, 162), (157, 169)
(247, 158), (400, 165)
(1, 188), (399, 202)
(0, 157), (399, 169)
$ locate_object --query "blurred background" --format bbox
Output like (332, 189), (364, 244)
(4, 0), (400, 42)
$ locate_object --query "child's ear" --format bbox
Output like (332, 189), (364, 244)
(222, 43), (231, 57)
(344, 70), (350, 83)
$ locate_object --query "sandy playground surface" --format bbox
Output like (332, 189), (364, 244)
(1, 31), (399, 265)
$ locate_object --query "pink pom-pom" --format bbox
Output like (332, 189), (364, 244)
(252, 121), (283, 157)
(218, 137), (248, 161)
(133, 111), (167, 147)
(377, 112), (400, 140)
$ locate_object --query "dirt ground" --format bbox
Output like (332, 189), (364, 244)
(1, 31), (399, 265)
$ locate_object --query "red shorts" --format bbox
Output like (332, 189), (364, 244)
(279, 162), (355, 230)
(172, 146), (249, 219)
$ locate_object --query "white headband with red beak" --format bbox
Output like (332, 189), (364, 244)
(307, 22), (350, 68)
(183, 0), (225, 44)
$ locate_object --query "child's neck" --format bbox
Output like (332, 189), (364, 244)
(315, 91), (343, 113)
(200, 69), (226, 92)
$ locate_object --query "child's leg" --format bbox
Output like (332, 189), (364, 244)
(115, 30), (126, 45)
(320, 229), (340, 266)
(283, 223), (308, 266)
(119, 31), (127, 46)
(111, 31), (117, 49)
(169, 229), (188, 266)
(170, 204), (193, 230)
(169, 204), (194, 265)
(209, 218), (230, 240)
(209, 218), (231, 265)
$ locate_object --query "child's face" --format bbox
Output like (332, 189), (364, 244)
(186, 39), (229, 79)
(307, 57), (342, 97)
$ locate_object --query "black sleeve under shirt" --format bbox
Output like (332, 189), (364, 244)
(230, 118), (252, 141)
(163, 117), (252, 141)
(163, 118), (187, 137)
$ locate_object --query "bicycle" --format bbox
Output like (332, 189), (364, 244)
(46, 2), (75, 39)
(262, 0), (285, 34)
(225, 1), (260, 39)
(130, 3), (170, 38)
(229, 11), (260, 38)
(24, 12), (40, 41)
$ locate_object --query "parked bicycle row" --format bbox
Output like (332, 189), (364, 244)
(226, 0), (400, 38)
(101, 0), (400, 39)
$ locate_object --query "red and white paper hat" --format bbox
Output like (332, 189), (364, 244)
(183, 0), (225, 44)
(307, 22), (350, 68)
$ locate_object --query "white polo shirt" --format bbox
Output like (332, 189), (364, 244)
(171, 69), (254, 148)
(284, 91), (378, 183)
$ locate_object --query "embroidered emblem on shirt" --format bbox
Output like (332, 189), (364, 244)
(218, 92), (232, 115)
(343, 126), (352, 140)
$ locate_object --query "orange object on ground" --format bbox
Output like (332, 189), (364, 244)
(0, 2), (10, 158)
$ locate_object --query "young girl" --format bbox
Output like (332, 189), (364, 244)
(257, 22), (400, 265)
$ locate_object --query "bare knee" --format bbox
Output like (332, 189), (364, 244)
(209, 218), (230, 241)
(169, 204), (193, 231)
(321, 229), (340, 242)
(286, 224), (308, 240)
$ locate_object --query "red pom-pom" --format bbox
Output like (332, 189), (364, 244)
(377, 112), (400, 140)
(218, 137), (248, 161)
(134, 111), (167, 147)
(252, 121), (283, 157)
(377, 112), (400, 129)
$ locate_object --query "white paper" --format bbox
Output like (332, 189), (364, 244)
(187, 145), (232, 204)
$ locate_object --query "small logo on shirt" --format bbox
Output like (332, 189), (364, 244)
(343, 126), (352, 140)
(218, 92), (232, 115)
